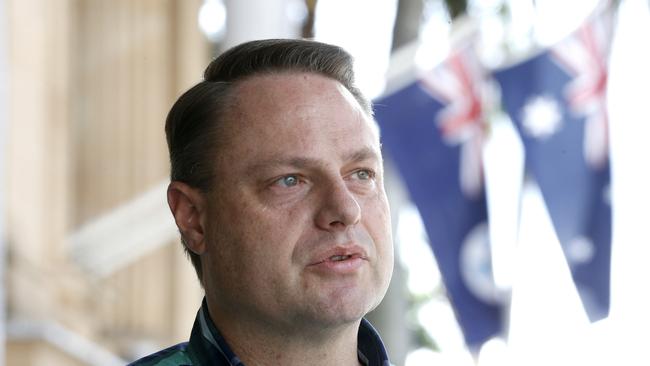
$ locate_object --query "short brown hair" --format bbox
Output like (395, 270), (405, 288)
(165, 39), (371, 282)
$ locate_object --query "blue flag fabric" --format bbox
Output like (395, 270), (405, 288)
(375, 76), (503, 348)
(493, 11), (613, 320)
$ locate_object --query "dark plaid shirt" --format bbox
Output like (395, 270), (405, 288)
(128, 298), (392, 366)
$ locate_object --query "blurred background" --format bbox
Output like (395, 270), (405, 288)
(1, 0), (649, 365)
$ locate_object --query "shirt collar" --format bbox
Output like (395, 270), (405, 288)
(189, 298), (391, 366)
(357, 318), (391, 366)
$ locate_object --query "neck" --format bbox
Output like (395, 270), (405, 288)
(206, 301), (363, 366)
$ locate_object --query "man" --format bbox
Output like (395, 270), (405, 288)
(130, 39), (394, 366)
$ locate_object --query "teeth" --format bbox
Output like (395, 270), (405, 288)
(330, 255), (350, 261)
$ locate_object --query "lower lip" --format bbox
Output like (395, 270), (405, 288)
(308, 257), (365, 275)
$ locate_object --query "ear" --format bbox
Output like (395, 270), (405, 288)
(167, 181), (208, 255)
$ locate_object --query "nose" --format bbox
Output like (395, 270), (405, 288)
(315, 180), (361, 231)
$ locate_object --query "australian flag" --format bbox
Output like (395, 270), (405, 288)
(493, 3), (614, 321)
(374, 43), (504, 349)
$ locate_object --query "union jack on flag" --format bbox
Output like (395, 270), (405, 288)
(419, 42), (490, 198)
(551, 1), (614, 167)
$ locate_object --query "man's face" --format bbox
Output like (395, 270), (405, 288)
(202, 72), (393, 332)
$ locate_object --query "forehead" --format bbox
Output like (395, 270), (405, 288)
(218, 72), (380, 160)
(232, 71), (367, 120)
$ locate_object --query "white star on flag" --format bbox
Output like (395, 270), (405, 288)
(520, 95), (563, 139)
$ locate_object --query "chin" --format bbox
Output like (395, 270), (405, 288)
(313, 293), (381, 326)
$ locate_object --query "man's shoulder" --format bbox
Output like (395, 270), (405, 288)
(127, 342), (194, 366)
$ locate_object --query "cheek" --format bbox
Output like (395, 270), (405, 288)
(363, 194), (394, 265)
(222, 198), (310, 263)
(362, 192), (391, 234)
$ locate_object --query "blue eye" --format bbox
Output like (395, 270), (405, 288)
(277, 175), (299, 187)
(356, 170), (370, 180)
(354, 169), (374, 180)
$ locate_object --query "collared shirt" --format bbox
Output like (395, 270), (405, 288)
(128, 298), (392, 366)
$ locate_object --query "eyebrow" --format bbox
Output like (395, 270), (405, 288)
(343, 146), (381, 165)
(246, 146), (381, 174)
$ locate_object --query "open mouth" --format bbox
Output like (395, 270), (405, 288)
(329, 254), (353, 262)
(309, 245), (368, 267)
(309, 251), (365, 273)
